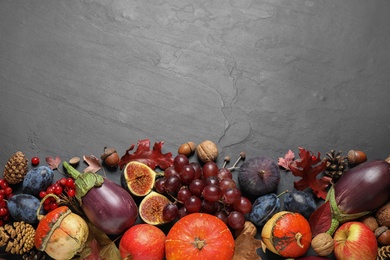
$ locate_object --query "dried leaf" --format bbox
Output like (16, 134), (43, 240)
(308, 201), (332, 236)
(46, 156), (61, 170)
(289, 147), (331, 200)
(118, 139), (174, 170)
(233, 234), (263, 260)
(278, 150), (295, 170)
(77, 223), (121, 260)
(84, 155), (102, 173)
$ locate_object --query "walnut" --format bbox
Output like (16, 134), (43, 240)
(311, 232), (334, 256)
(376, 202), (390, 228)
(235, 221), (257, 238)
(196, 140), (219, 163)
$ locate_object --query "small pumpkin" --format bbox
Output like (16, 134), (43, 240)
(165, 213), (235, 260)
(261, 211), (312, 258)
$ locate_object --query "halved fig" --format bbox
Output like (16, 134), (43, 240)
(238, 156), (280, 196)
(122, 161), (156, 196)
(139, 191), (171, 225)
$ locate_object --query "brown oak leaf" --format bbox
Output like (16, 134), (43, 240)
(289, 147), (331, 200)
(233, 234), (263, 260)
(278, 149), (295, 170)
(83, 155), (102, 173)
(46, 156), (61, 170)
(118, 139), (174, 170)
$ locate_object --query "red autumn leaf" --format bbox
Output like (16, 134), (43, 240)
(83, 155), (102, 173)
(289, 147), (331, 200)
(308, 201), (332, 236)
(278, 149), (295, 170)
(83, 239), (103, 260)
(46, 156), (61, 170)
(119, 139), (174, 170)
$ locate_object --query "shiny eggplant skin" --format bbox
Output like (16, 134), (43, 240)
(81, 178), (138, 235)
(335, 160), (390, 214)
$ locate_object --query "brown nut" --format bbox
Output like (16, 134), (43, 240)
(311, 232), (334, 256)
(375, 226), (390, 245)
(360, 215), (379, 232)
(100, 147), (120, 168)
(196, 140), (219, 163)
(376, 202), (390, 227)
(178, 142), (196, 157)
(347, 150), (367, 165)
(234, 221), (257, 238)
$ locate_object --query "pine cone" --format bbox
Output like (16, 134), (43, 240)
(324, 150), (348, 183)
(0, 221), (35, 255)
(377, 245), (390, 260)
(3, 151), (28, 184)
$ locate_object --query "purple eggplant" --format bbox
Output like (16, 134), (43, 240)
(63, 161), (138, 235)
(309, 160), (390, 236)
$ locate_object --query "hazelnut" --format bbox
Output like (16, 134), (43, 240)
(69, 157), (80, 166)
(196, 140), (219, 163)
(311, 232), (334, 256)
(376, 202), (390, 227)
(360, 215), (379, 232)
(347, 150), (367, 165)
(375, 226), (390, 245)
(100, 147), (120, 168)
(178, 142), (196, 157)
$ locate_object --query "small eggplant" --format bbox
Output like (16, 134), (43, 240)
(63, 161), (138, 235)
(309, 160), (390, 236)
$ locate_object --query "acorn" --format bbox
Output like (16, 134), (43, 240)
(347, 150), (367, 166)
(178, 142), (196, 157)
(100, 147), (120, 168)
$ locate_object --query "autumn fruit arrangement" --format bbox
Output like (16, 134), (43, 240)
(0, 139), (390, 260)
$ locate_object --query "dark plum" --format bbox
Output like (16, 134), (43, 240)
(283, 189), (317, 219)
(22, 166), (54, 196)
(7, 194), (44, 223)
(248, 193), (280, 226)
(238, 156), (280, 196)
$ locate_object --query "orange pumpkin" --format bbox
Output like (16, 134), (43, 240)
(261, 211), (312, 258)
(165, 213), (235, 260)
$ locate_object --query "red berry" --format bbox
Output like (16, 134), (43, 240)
(46, 186), (54, 194)
(66, 178), (75, 188)
(39, 191), (47, 199)
(4, 187), (12, 196)
(0, 181), (8, 190)
(49, 202), (58, 210)
(0, 208), (8, 217)
(43, 204), (51, 211)
(31, 156), (40, 165)
(67, 189), (76, 197)
(59, 178), (67, 187)
(0, 219), (4, 226)
(53, 185), (63, 195)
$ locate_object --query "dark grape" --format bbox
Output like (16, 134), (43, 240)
(164, 166), (179, 178)
(179, 165), (195, 185)
(154, 178), (166, 194)
(222, 188), (241, 205)
(174, 155), (189, 172)
(234, 196), (252, 215)
(227, 211), (245, 229)
(164, 175), (181, 194)
(202, 161), (219, 179)
(163, 203), (178, 222)
(205, 176), (219, 186)
(184, 196), (202, 213)
(202, 184), (222, 202)
(218, 168), (232, 180)
(189, 179), (205, 197)
(177, 206), (188, 219)
(177, 187), (192, 203)
(190, 162), (203, 180)
(219, 178), (236, 192)
(201, 200), (218, 214)
(214, 211), (228, 224)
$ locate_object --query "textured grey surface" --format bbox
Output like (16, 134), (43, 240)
(1, 0), (390, 259)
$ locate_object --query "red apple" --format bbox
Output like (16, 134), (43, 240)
(119, 224), (166, 260)
(333, 221), (377, 260)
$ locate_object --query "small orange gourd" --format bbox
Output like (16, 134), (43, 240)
(261, 211), (312, 258)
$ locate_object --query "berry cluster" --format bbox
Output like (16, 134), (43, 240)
(0, 178), (13, 226)
(155, 154), (252, 230)
(39, 177), (76, 212)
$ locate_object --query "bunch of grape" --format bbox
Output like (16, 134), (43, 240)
(155, 155), (252, 230)
(0, 178), (13, 226)
(38, 177), (76, 212)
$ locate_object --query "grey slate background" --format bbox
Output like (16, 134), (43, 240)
(1, 0), (390, 259)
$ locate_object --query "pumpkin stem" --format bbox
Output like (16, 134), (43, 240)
(295, 232), (304, 248)
(193, 237), (206, 250)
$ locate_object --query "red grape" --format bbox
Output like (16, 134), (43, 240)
(202, 161), (219, 179)
(180, 165), (195, 185)
(189, 179), (205, 197)
(223, 188), (241, 205)
(218, 168), (232, 180)
(219, 178), (236, 192)
(174, 155), (189, 172)
(164, 166), (179, 178)
(163, 203), (178, 222)
(177, 187), (192, 203)
(227, 211), (245, 229)
(184, 196), (202, 213)
(202, 184), (222, 203)
(234, 196), (252, 215)
(190, 162), (203, 180)
(164, 175), (181, 194)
